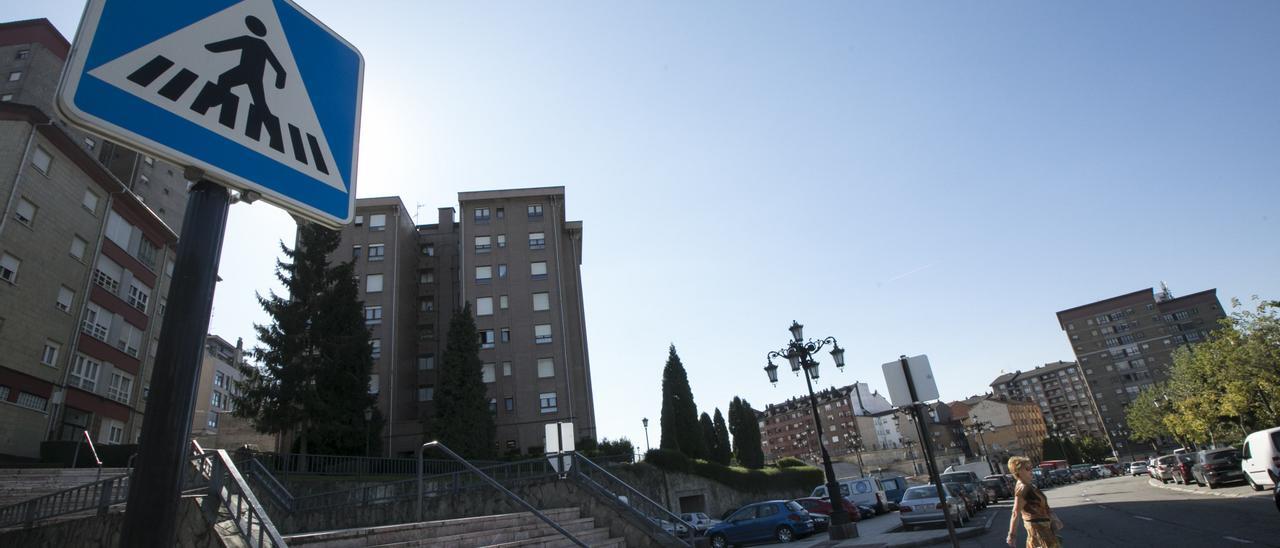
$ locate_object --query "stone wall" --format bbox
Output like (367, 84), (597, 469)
(0, 496), (231, 547)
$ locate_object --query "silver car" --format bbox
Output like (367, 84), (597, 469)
(898, 484), (966, 529)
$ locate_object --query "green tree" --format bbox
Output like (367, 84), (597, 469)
(729, 396), (766, 469)
(1125, 382), (1173, 445)
(434, 303), (495, 459)
(712, 408), (732, 466)
(598, 438), (636, 462)
(234, 223), (380, 456)
(659, 345), (708, 459)
(699, 412), (718, 462)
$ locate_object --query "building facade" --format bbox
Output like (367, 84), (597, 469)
(1055, 285), (1226, 456)
(758, 383), (895, 465)
(989, 360), (1103, 442)
(331, 189), (595, 457)
(951, 395), (1047, 466)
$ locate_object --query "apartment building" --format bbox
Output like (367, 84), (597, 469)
(989, 360), (1103, 440)
(332, 189), (595, 457)
(758, 383), (895, 464)
(950, 394), (1047, 464)
(1055, 285), (1226, 454)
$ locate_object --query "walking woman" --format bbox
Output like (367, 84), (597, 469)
(1007, 456), (1063, 548)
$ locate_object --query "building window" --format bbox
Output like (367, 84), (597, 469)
(106, 372), (133, 404)
(83, 137), (96, 150)
(41, 341), (60, 367)
(369, 214), (386, 231)
(499, 295), (509, 309)
(418, 386), (434, 402)
(475, 236), (491, 253)
(0, 94), (11, 101)
(502, 361), (511, 376)
(14, 197), (36, 226)
(479, 329), (495, 349)
(498, 264), (507, 279)
(366, 274), (383, 293)
(418, 354), (435, 370)
(365, 306), (383, 325)
(354, 215), (364, 226)
(70, 354), (101, 391)
(420, 270), (435, 283)
(105, 211), (133, 252)
(116, 321), (142, 357)
(505, 397), (514, 412)
(370, 339), (381, 359)
(127, 279), (151, 313)
(531, 261), (547, 279)
(82, 303), (111, 341)
(539, 392), (558, 414)
(136, 239), (159, 269)
(7, 71), (21, 82)
(528, 232), (546, 249)
(352, 245), (361, 260)
(422, 244), (434, 256)
(143, 155), (154, 166)
(82, 190), (100, 213)
(214, 371), (226, 388)
(0, 253), (18, 284)
(368, 244), (385, 261)
(420, 297), (434, 312)
(482, 363), (496, 383)
(476, 297), (494, 316)
(368, 374), (379, 394)
(16, 49), (30, 59)
(15, 391), (47, 411)
(528, 204), (543, 218)
(70, 236), (88, 261)
(56, 286), (75, 313)
(500, 328), (510, 343)
(474, 208), (490, 222)
(31, 146), (52, 175)
(475, 266), (492, 283)
(211, 391), (222, 409)
(532, 292), (550, 311)
(537, 358), (555, 378)
(207, 413), (219, 429)
(497, 234), (506, 248)
(534, 324), (552, 345)
(107, 422), (125, 444)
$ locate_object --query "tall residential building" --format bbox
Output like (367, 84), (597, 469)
(989, 360), (1103, 440)
(758, 383), (894, 464)
(331, 189), (595, 457)
(191, 335), (275, 451)
(950, 394), (1047, 465)
(1055, 285), (1226, 456)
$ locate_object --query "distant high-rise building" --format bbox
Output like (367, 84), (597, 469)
(989, 360), (1103, 442)
(329, 189), (595, 457)
(1055, 285), (1226, 457)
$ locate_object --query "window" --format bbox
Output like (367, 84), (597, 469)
(1, 253), (19, 284)
(368, 244), (385, 261)
(528, 204), (544, 218)
(105, 211), (133, 251)
(69, 236), (88, 261)
(534, 324), (552, 344)
(353, 215), (364, 226)
(488, 398), (497, 412)
(127, 279), (150, 313)
(475, 266), (492, 282)
(366, 274), (383, 293)
(499, 295), (508, 309)
(497, 264), (508, 279)
(479, 329), (495, 349)
(214, 371), (226, 388)
(368, 374), (379, 394)
(497, 234), (506, 248)
(422, 244), (434, 256)
(420, 297), (434, 312)
(31, 146), (52, 174)
(107, 421), (124, 444)
(82, 190), (100, 213)
(369, 339), (382, 360)
(14, 198), (36, 226)
(496, 207), (505, 219)
(418, 354), (435, 370)
(531, 261), (547, 279)
(93, 256), (123, 293)
(418, 386), (434, 402)
(82, 303), (111, 341)
(207, 413), (219, 429)
(476, 297), (493, 316)
(7, 71), (21, 81)
(0, 94), (10, 101)
(56, 286), (74, 312)
(116, 321), (142, 357)
(365, 306), (383, 325)
(475, 236), (491, 253)
(474, 208), (490, 222)
(505, 397), (514, 412)
(352, 245), (361, 260)
(211, 391), (222, 409)
(70, 354), (101, 391)
(528, 232), (546, 249)
(539, 392), (558, 413)
(369, 214), (386, 231)
(502, 361), (511, 376)
(500, 328), (510, 343)
(537, 358), (555, 378)
(532, 292), (550, 311)
(41, 341), (60, 367)
(16, 49), (30, 59)
(83, 137), (96, 150)
(482, 363), (496, 383)
(143, 155), (154, 166)
(108, 372), (133, 404)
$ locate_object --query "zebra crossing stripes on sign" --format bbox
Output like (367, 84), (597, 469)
(56, 0), (363, 227)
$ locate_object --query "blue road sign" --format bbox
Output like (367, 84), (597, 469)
(57, 0), (363, 227)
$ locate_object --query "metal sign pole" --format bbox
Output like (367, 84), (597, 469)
(120, 179), (231, 548)
(900, 355), (960, 548)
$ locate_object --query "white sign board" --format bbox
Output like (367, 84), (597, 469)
(881, 355), (940, 407)
(545, 422), (575, 474)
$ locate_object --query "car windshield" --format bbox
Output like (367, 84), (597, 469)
(1206, 450), (1239, 461)
(786, 501), (805, 512)
(903, 487), (939, 500)
(939, 473), (969, 483)
(982, 479), (1000, 487)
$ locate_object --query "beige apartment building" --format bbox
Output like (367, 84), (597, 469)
(950, 394), (1047, 465)
(989, 360), (1103, 441)
(190, 335), (275, 451)
(331, 189), (595, 457)
(1055, 285), (1226, 456)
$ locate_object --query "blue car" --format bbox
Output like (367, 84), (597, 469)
(707, 500), (815, 547)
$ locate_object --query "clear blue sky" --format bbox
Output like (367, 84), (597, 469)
(22, 1), (1280, 450)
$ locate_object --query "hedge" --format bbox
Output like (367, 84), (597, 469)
(644, 449), (823, 494)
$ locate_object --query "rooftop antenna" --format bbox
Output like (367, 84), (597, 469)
(1157, 281), (1174, 302)
(415, 202), (425, 224)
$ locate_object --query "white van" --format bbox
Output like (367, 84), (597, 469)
(1241, 427), (1280, 490)
(810, 477), (889, 514)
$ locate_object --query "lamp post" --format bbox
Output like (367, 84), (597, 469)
(764, 321), (857, 539)
(903, 439), (921, 476)
(846, 432), (867, 478)
(364, 407), (373, 458)
(1047, 424), (1070, 465)
(963, 418), (994, 472)
(642, 417), (650, 453)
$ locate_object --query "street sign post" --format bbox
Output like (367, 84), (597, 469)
(546, 422), (575, 476)
(881, 354), (939, 407)
(55, 1), (363, 545)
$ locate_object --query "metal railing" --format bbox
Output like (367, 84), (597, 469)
(0, 470), (131, 529)
(254, 452), (497, 477)
(186, 449), (287, 548)
(570, 453), (695, 546)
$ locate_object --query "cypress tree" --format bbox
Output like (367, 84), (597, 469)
(435, 303), (496, 459)
(659, 345), (707, 458)
(234, 223), (380, 456)
(729, 396), (766, 469)
(712, 408), (732, 465)
(699, 412), (717, 462)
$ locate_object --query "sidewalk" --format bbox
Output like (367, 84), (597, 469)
(1146, 477), (1270, 500)
(756, 507), (998, 548)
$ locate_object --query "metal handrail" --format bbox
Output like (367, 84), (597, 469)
(253, 451), (497, 477)
(0, 470), (131, 529)
(570, 452), (695, 545)
(244, 458), (296, 513)
(418, 441), (587, 548)
(189, 449), (287, 548)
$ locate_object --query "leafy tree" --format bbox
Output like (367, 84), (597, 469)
(434, 303), (495, 459)
(1125, 382), (1173, 444)
(1076, 436), (1111, 463)
(712, 408), (732, 466)
(234, 223), (379, 456)
(659, 345), (708, 459)
(729, 396), (765, 469)
(598, 438), (636, 462)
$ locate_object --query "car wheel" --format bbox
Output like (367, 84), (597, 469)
(710, 534), (727, 548)
(1249, 474), (1265, 492)
(775, 526), (794, 543)
(1207, 479), (1217, 490)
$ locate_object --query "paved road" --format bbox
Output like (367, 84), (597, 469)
(954, 475), (1279, 548)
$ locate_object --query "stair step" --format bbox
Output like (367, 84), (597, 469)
(369, 518), (599, 548)
(283, 508), (582, 547)
(479, 527), (614, 548)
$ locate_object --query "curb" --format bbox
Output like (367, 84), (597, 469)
(849, 509), (995, 548)
(1145, 477), (1267, 500)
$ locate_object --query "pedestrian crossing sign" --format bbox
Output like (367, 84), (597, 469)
(56, 0), (363, 228)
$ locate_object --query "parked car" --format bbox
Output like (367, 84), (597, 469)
(1191, 448), (1245, 489)
(898, 484), (966, 530)
(706, 500), (815, 547)
(986, 474), (1016, 495)
(855, 505), (876, 520)
(878, 475), (911, 509)
(940, 471), (982, 486)
(1153, 455), (1179, 483)
(982, 477), (1011, 500)
(679, 512), (719, 534)
(810, 477), (890, 514)
(1170, 455), (1195, 485)
(1128, 461), (1149, 476)
(807, 512), (829, 532)
(1241, 427), (1280, 491)
(1091, 465), (1113, 478)
(1070, 464), (1094, 481)
(791, 497), (860, 523)
(1049, 469), (1074, 485)
(651, 518), (689, 536)
(943, 481), (979, 516)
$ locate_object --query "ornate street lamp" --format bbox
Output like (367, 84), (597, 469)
(642, 417), (650, 453)
(765, 321), (856, 539)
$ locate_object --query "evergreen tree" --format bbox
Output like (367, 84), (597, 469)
(659, 345), (708, 458)
(435, 303), (496, 459)
(728, 396), (766, 469)
(712, 408), (732, 465)
(234, 223), (380, 456)
(699, 412), (717, 462)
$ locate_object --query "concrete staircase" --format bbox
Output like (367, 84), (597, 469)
(0, 468), (129, 508)
(282, 507), (626, 548)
